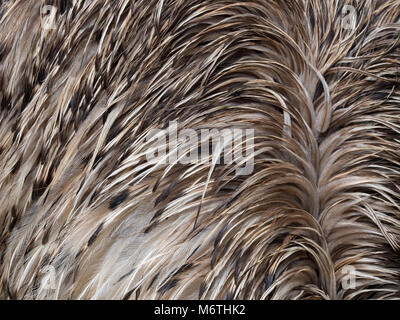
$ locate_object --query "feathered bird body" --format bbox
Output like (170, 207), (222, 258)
(0, 0), (399, 299)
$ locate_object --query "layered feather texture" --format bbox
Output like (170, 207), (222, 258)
(0, 0), (400, 299)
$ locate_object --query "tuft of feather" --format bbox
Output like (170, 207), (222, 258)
(0, 0), (400, 300)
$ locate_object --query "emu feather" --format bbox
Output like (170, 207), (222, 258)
(0, 0), (399, 300)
